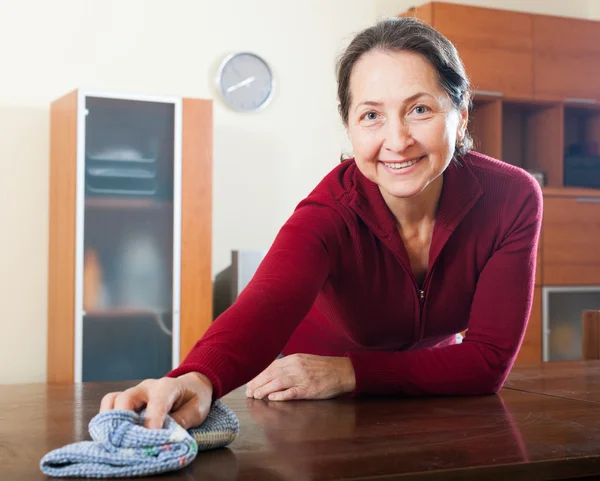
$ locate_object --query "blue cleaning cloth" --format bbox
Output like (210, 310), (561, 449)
(40, 399), (239, 478)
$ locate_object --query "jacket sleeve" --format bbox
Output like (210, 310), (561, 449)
(346, 176), (543, 397)
(166, 200), (342, 399)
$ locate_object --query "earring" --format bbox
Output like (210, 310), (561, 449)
(457, 139), (464, 148)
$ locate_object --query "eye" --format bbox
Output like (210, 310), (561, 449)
(364, 111), (379, 121)
(412, 105), (431, 115)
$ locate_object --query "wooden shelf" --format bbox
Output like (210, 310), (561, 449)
(471, 91), (504, 102)
(473, 93), (572, 107)
(504, 96), (561, 107)
(85, 198), (172, 209)
(564, 101), (600, 112)
(84, 308), (166, 319)
(543, 187), (600, 198)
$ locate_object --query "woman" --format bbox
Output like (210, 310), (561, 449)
(100, 17), (542, 431)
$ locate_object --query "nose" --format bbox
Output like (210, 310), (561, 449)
(384, 118), (415, 153)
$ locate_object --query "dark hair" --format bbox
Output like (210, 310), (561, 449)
(336, 16), (473, 160)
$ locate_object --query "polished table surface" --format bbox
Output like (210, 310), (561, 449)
(506, 360), (600, 404)
(5, 364), (600, 480)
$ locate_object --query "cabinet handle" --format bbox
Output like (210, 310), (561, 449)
(576, 197), (600, 203)
(472, 90), (503, 97)
(565, 97), (597, 105)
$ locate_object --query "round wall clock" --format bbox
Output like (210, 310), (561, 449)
(216, 52), (275, 112)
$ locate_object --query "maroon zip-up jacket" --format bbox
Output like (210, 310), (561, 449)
(168, 151), (543, 399)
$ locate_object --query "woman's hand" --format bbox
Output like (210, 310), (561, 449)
(99, 372), (214, 430)
(245, 354), (356, 401)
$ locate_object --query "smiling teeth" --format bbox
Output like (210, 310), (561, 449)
(384, 158), (419, 170)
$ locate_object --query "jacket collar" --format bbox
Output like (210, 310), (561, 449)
(347, 156), (483, 267)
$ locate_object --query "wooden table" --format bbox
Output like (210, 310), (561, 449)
(5, 363), (600, 480)
(506, 360), (600, 404)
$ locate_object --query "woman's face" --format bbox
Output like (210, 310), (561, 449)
(346, 49), (468, 200)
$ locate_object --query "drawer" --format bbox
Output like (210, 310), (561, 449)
(543, 196), (600, 285)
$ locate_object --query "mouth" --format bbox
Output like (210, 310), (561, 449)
(379, 156), (425, 171)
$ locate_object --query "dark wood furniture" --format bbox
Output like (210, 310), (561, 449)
(6, 367), (600, 481)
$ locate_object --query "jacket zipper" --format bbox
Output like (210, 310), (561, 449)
(416, 258), (441, 339)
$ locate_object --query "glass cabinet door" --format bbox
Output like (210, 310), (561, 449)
(78, 95), (179, 382)
(544, 287), (600, 362)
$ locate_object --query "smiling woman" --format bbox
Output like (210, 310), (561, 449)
(99, 17), (543, 431)
(347, 50), (466, 201)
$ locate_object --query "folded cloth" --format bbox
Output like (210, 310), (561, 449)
(40, 399), (239, 478)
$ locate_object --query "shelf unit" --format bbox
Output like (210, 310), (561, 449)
(48, 90), (213, 383)
(401, 2), (600, 364)
(470, 94), (581, 189)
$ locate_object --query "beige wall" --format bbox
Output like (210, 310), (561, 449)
(0, 0), (597, 384)
(590, 0), (600, 19)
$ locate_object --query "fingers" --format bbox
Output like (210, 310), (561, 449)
(99, 380), (171, 430)
(246, 360), (280, 397)
(100, 380), (162, 424)
(144, 379), (181, 429)
(170, 399), (209, 430)
(113, 384), (149, 412)
(268, 386), (303, 402)
(99, 392), (119, 412)
(251, 375), (294, 400)
(98, 374), (213, 431)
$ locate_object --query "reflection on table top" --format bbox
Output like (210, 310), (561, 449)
(5, 367), (600, 480)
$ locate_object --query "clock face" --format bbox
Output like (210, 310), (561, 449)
(217, 52), (274, 112)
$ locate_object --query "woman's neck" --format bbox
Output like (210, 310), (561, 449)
(379, 175), (443, 235)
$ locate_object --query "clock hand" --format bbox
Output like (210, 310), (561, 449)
(226, 76), (256, 93)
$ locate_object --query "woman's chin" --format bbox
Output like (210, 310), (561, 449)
(380, 180), (426, 199)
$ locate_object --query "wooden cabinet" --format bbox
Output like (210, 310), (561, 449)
(48, 90), (213, 383)
(533, 15), (600, 102)
(515, 287), (542, 364)
(542, 194), (600, 286)
(403, 2), (533, 99)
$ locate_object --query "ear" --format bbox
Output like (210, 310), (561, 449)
(457, 105), (469, 142)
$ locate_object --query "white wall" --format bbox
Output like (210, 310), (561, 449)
(590, 0), (600, 19)
(0, 0), (597, 384)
